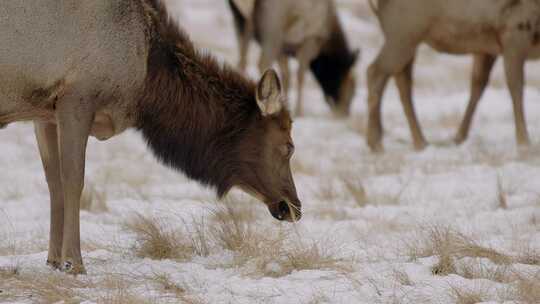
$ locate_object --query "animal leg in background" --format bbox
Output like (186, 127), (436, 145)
(35, 122), (64, 270)
(295, 38), (321, 116)
(455, 54), (496, 144)
(395, 58), (427, 150)
(237, 19), (252, 72)
(55, 89), (95, 274)
(503, 49), (529, 146)
(278, 55), (290, 94)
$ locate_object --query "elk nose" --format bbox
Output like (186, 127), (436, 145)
(270, 201), (302, 222)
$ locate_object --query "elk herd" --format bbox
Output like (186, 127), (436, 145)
(0, 0), (538, 274)
(229, 0), (540, 151)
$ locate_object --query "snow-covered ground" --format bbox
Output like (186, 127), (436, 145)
(1, 1), (540, 303)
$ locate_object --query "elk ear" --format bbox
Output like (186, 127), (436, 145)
(256, 69), (283, 116)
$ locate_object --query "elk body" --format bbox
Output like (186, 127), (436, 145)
(228, 0), (359, 117)
(368, 0), (540, 152)
(0, 0), (301, 274)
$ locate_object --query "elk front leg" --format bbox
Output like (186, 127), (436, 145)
(237, 20), (252, 72)
(455, 54), (497, 144)
(366, 60), (390, 153)
(295, 39), (320, 117)
(56, 94), (94, 275)
(395, 58), (427, 151)
(35, 122), (64, 269)
(278, 55), (290, 95)
(503, 51), (529, 146)
(368, 41), (417, 152)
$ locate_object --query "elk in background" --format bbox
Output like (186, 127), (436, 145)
(228, 0), (359, 117)
(367, 0), (540, 152)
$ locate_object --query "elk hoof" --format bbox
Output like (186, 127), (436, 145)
(414, 141), (428, 151)
(454, 134), (467, 145)
(46, 259), (62, 270)
(61, 260), (86, 275)
(368, 141), (384, 154)
(517, 137), (531, 146)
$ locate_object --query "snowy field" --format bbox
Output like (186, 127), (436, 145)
(1, 1), (540, 303)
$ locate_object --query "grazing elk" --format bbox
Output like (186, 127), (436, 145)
(228, 0), (359, 117)
(367, 0), (540, 152)
(0, 0), (301, 274)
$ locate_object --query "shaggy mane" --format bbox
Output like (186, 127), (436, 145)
(136, 0), (261, 195)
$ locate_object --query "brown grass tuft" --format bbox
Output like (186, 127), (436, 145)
(457, 260), (515, 283)
(125, 214), (195, 261)
(514, 271), (540, 303)
(392, 268), (413, 286)
(208, 202), (351, 277)
(1, 271), (90, 303)
(405, 226), (510, 276)
(342, 177), (368, 207)
(496, 175), (508, 209)
(448, 284), (490, 304)
(514, 244), (540, 266)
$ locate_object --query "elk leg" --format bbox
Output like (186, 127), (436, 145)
(368, 42), (417, 152)
(367, 62), (389, 153)
(35, 122), (64, 269)
(455, 54), (497, 144)
(56, 92), (94, 275)
(395, 58), (427, 151)
(503, 51), (530, 146)
(295, 39), (320, 117)
(278, 55), (290, 94)
(238, 20), (252, 72)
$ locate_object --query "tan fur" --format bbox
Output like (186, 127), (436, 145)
(228, 0), (358, 117)
(1, 0), (301, 275)
(367, 0), (540, 152)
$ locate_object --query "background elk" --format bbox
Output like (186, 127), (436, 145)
(228, 0), (359, 117)
(367, 0), (540, 152)
(0, 0), (301, 274)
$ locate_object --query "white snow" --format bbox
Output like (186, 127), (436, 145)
(1, 0), (539, 303)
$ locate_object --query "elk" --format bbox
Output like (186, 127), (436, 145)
(227, 0), (359, 117)
(367, 0), (540, 152)
(0, 0), (301, 275)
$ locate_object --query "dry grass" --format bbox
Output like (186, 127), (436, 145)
(151, 273), (187, 298)
(96, 274), (157, 304)
(341, 176), (368, 207)
(209, 202), (351, 277)
(1, 271), (90, 303)
(392, 268), (413, 286)
(448, 284), (490, 304)
(513, 243), (540, 266)
(457, 260), (515, 283)
(405, 226), (510, 276)
(147, 273), (204, 303)
(125, 214), (198, 261)
(315, 179), (343, 202)
(340, 174), (407, 207)
(496, 175), (508, 209)
(514, 271), (540, 304)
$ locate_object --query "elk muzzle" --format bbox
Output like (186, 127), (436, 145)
(268, 200), (302, 222)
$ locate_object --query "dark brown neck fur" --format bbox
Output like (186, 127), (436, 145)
(136, 0), (260, 196)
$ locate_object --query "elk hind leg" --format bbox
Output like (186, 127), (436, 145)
(455, 54), (496, 144)
(395, 57), (427, 151)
